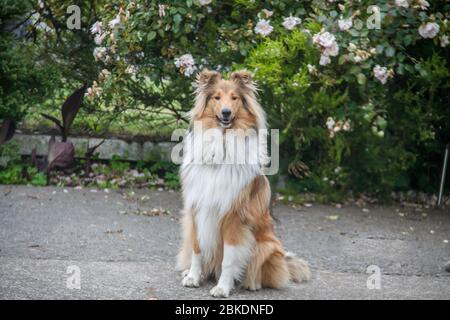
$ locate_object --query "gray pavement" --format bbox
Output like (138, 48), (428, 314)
(0, 185), (449, 299)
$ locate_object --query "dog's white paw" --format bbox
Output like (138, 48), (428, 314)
(210, 285), (230, 298)
(182, 275), (200, 288)
(181, 269), (189, 278)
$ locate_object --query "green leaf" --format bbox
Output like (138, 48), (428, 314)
(385, 46), (395, 57)
(349, 29), (359, 37)
(357, 73), (366, 85)
(375, 115), (387, 130)
(376, 45), (384, 54)
(147, 31), (156, 41)
(173, 14), (182, 24)
(403, 35), (413, 46)
(349, 66), (361, 74)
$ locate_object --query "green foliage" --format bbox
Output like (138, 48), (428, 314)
(245, 5), (449, 196)
(0, 142), (47, 185)
(164, 171), (180, 189)
(0, 164), (24, 184)
(28, 168), (47, 186)
(110, 154), (131, 172)
(0, 141), (21, 167)
(0, 0), (59, 122)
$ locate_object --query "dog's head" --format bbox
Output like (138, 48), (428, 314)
(190, 69), (266, 130)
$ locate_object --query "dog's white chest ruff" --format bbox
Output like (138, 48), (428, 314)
(181, 131), (262, 262)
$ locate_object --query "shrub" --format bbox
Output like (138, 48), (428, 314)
(243, 1), (449, 196)
(0, 141), (47, 186)
(0, 1), (59, 122)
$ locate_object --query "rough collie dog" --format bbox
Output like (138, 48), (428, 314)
(176, 69), (311, 298)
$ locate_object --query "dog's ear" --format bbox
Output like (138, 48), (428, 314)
(196, 69), (221, 90)
(230, 70), (256, 92)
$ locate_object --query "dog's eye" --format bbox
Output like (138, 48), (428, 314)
(231, 96), (238, 101)
(214, 96), (220, 100)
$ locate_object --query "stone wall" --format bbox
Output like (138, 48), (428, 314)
(11, 134), (176, 161)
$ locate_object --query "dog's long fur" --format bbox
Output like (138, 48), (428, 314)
(177, 69), (311, 297)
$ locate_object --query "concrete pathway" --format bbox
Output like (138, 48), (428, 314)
(0, 185), (449, 299)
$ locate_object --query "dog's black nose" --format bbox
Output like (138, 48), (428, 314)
(221, 108), (231, 119)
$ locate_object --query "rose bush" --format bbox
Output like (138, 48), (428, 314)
(241, 0), (450, 196)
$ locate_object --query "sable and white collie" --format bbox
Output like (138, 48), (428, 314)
(176, 69), (311, 298)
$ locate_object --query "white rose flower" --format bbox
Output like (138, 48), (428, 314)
(319, 54), (331, 66)
(125, 65), (138, 75)
(282, 16), (302, 30)
(440, 35), (449, 47)
(333, 121), (342, 132)
(307, 64), (317, 74)
(158, 4), (167, 17)
(90, 21), (102, 35)
(100, 69), (111, 77)
(338, 17), (352, 31)
(93, 47), (107, 62)
(94, 32), (107, 45)
(312, 30), (336, 48)
(342, 121), (351, 131)
(108, 14), (121, 29)
(326, 117), (335, 130)
(417, 0), (429, 10)
(324, 42), (339, 57)
(85, 81), (102, 101)
(262, 9), (273, 18)
(313, 30), (339, 66)
(418, 22), (440, 39)
(98, 69), (111, 82)
(174, 54), (197, 77)
(254, 19), (273, 37)
(373, 65), (390, 84)
(348, 42), (357, 52)
(395, 0), (409, 8)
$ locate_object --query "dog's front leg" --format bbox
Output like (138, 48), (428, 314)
(182, 250), (202, 287)
(181, 221), (202, 288)
(210, 226), (254, 298)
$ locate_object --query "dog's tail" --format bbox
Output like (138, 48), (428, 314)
(285, 252), (312, 283)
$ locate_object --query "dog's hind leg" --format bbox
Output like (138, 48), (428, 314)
(242, 256), (262, 291)
(261, 250), (290, 289)
(242, 241), (274, 291)
(248, 233), (298, 289)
